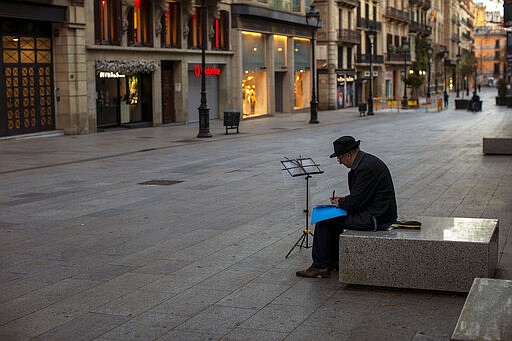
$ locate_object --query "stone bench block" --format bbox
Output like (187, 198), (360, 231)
(339, 217), (499, 292)
(451, 278), (512, 340)
(483, 137), (512, 155)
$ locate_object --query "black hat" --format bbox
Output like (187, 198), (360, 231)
(329, 136), (360, 158)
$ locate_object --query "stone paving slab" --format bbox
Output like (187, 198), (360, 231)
(0, 89), (511, 340)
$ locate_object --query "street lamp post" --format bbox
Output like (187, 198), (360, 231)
(456, 52), (461, 98)
(197, 0), (211, 138)
(402, 38), (409, 108)
(306, 4), (321, 124)
(367, 26), (377, 115)
(474, 60), (478, 94)
(443, 48), (448, 92)
(427, 46), (432, 102)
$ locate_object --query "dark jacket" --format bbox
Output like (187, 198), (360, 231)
(338, 151), (397, 229)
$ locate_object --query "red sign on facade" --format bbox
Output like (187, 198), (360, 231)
(193, 65), (221, 77)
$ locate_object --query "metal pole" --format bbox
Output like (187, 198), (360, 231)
(402, 45), (408, 107)
(427, 58), (431, 102)
(197, 0), (211, 138)
(309, 26), (319, 123)
(456, 59), (460, 98)
(443, 58), (447, 91)
(368, 36), (374, 115)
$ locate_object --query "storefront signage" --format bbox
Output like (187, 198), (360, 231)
(193, 65), (221, 77)
(99, 72), (125, 78)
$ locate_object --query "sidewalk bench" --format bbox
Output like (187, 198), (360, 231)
(483, 137), (512, 155)
(451, 278), (512, 340)
(339, 216), (498, 292)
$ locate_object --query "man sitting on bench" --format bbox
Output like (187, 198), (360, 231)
(296, 136), (398, 278)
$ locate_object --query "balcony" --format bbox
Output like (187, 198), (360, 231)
(356, 17), (382, 31)
(451, 15), (457, 24)
(409, 21), (432, 35)
(386, 52), (411, 63)
(338, 29), (361, 45)
(337, 0), (359, 8)
(409, 0), (431, 8)
(356, 53), (384, 64)
(409, 0), (423, 6)
(466, 18), (473, 28)
(384, 7), (409, 23)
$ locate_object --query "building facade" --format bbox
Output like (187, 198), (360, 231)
(0, 0), (87, 137)
(474, 12), (507, 87)
(231, 1), (315, 118)
(2, 0), (496, 137)
(86, 0), (235, 132)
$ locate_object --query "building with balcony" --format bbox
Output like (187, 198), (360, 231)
(352, 0), (384, 105)
(316, 0), (359, 109)
(474, 20), (507, 87)
(382, 0), (411, 100)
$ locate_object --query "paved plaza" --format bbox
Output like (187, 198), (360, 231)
(0, 88), (511, 340)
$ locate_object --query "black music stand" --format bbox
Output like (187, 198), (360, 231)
(281, 157), (323, 258)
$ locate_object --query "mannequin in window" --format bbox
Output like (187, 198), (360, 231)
(249, 86), (256, 114)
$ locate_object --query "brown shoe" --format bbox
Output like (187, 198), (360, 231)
(296, 266), (331, 278)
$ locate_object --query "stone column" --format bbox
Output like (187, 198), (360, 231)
(53, 4), (89, 134)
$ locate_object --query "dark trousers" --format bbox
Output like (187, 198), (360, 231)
(312, 217), (373, 269)
(312, 217), (345, 269)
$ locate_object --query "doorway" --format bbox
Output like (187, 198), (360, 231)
(161, 61), (176, 124)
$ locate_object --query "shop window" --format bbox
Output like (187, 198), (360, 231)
(128, 0), (153, 47)
(274, 35), (287, 69)
(162, 1), (180, 48)
(188, 6), (203, 49)
(242, 32), (267, 118)
(94, 0), (121, 45)
(293, 38), (311, 110)
(242, 31), (265, 70)
(212, 10), (229, 50)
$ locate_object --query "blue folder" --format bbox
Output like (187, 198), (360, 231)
(311, 205), (347, 225)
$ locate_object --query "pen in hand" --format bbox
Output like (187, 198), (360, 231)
(331, 190), (337, 206)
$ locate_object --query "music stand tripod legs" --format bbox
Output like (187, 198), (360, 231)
(281, 157), (323, 258)
(285, 174), (314, 258)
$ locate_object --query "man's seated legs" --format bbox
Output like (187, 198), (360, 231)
(297, 217), (344, 278)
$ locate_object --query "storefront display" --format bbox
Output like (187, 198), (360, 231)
(242, 31), (268, 118)
(293, 38), (311, 110)
(96, 70), (152, 128)
(336, 74), (354, 109)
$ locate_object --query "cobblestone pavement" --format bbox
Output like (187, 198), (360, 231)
(0, 88), (511, 340)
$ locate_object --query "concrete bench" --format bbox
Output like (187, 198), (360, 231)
(483, 137), (512, 155)
(339, 216), (498, 292)
(451, 278), (512, 340)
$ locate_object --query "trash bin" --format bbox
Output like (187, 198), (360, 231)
(358, 103), (367, 117)
(223, 110), (240, 134)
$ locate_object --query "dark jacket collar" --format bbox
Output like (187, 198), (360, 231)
(351, 151), (365, 170)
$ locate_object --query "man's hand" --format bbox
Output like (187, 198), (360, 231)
(330, 196), (341, 206)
